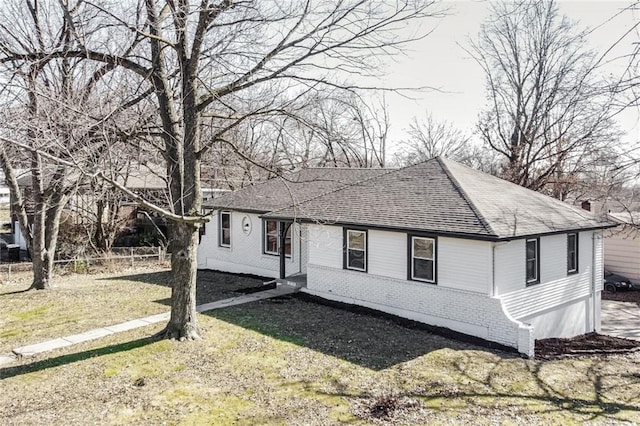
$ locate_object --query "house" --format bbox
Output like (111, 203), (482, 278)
(10, 163), (172, 251)
(0, 185), (9, 206)
(603, 212), (640, 281)
(198, 157), (615, 357)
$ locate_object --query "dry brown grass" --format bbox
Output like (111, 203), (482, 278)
(1, 269), (640, 425)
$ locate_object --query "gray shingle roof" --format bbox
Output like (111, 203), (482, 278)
(262, 157), (614, 240)
(440, 158), (614, 238)
(203, 168), (389, 213)
(608, 212), (640, 225)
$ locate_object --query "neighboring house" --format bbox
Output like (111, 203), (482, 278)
(603, 212), (640, 281)
(10, 164), (171, 251)
(198, 157), (614, 357)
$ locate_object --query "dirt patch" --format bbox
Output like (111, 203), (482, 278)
(602, 289), (640, 304)
(536, 332), (640, 360)
(352, 394), (423, 423)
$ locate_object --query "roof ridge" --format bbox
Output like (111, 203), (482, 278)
(436, 157), (499, 238)
(300, 166), (397, 171)
(442, 157), (604, 221)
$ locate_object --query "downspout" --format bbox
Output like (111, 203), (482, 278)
(591, 232), (598, 331)
(279, 221), (286, 280)
(491, 241), (509, 297)
(491, 242), (496, 297)
(298, 223), (302, 275)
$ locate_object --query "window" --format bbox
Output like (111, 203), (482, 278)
(410, 236), (436, 283)
(219, 211), (231, 247)
(263, 220), (292, 257)
(526, 238), (539, 285)
(200, 209), (208, 239)
(567, 233), (578, 274)
(344, 229), (367, 272)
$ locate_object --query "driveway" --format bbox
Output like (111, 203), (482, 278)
(601, 299), (640, 340)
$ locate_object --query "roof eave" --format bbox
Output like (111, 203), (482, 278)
(265, 214), (618, 242)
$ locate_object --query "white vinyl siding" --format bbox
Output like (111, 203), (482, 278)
(308, 225), (343, 268)
(309, 226), (491, 293)
(368, 230), (406, 280)
(498, 232), (599, 337)
(438, 237), (492, 294)
(494, 239), (525, 295)
(604, 226), (640, 281)
(197, 212), (299, 278)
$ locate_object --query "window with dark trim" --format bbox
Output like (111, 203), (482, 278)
(344, 229), (367, 272)
(409, 235), (436, 283)
(263, 220), (292, 257)
(526, 238), (540, 285)
(567, 233), (578, 274)
(219, 211), (231, 247)
(199, 209), (208, 239)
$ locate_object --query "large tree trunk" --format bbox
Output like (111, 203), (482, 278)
(30, 207), (52, 290)
(30, 195), (64, 290)
(94, 198), (107, 252)
(161, 221), (200, 340)
(31, 247), (54, 290)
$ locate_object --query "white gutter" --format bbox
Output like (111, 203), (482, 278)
(298, 223), (303, 275)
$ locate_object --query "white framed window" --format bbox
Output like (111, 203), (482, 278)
(345, 229), (367, 272)
(410, 236), (436, 283)
(263, 220), (291, 257)
(219, 211), (231, 247)
(567, 233), (578, 274)
(526, 238), (539, 285)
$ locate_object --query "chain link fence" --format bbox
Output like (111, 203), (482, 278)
(0, 246), (170, 280)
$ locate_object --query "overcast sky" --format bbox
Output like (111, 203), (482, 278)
(381, 0), (640, 152)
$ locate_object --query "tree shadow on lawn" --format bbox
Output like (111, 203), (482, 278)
(203, 294), (519, 371)
(99, 270), (173, 288)
(0, 337), (156, 381)
(102, 270), (517, 369)
(306, 353), (640, 423)
(101, 269), (269, 305)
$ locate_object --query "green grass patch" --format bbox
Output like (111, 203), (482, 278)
(13, 305), (50, 321)
(2, 270), (640, 424)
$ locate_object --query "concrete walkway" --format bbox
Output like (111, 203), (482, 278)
(0, 285), (300, 367)
(601, 299), (640, 340)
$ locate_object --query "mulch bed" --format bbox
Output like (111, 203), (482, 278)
(536, 332), (640, 360)
(601, 289), (640, 304)
(198, 270), (640, 362)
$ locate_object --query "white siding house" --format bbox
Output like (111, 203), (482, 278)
(199, 158), (614, 358)
(197, 211), (303, 278)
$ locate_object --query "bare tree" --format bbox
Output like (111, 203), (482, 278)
(0, 1), (442, 339)
(0, 0), (159, 289)
(393, 112), (472, 165)
(200, 92), (391, 191)
(469, 0), (621, 199)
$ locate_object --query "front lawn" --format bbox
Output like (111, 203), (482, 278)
(1, 269), (640, 424)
